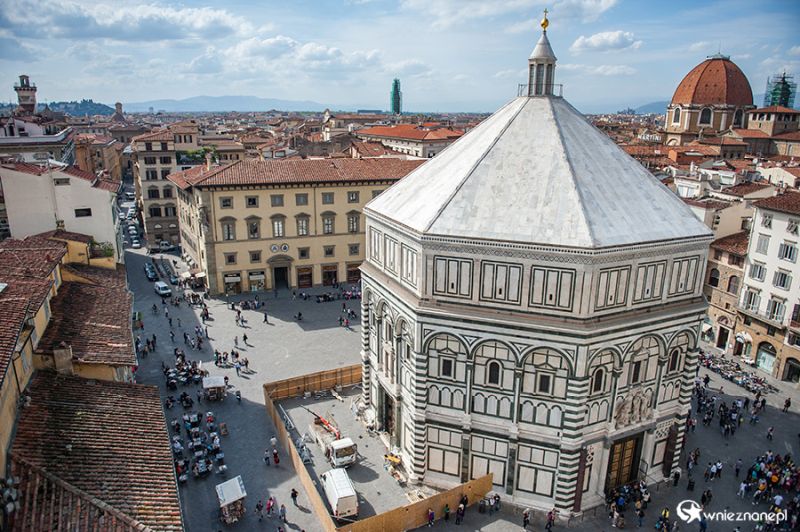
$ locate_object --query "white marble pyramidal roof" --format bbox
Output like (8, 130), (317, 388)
(366, 96), (712, 249)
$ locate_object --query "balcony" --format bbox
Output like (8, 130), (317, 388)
(737, 304), (787, 329)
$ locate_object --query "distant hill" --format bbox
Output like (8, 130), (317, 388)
(634, 101), (669, 115)
(124, 95), (329, 113)
(0, 99), (114, 116)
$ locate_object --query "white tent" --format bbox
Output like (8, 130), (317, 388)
(216, 476), (246, 507)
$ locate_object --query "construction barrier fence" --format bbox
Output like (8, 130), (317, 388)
(262, 366), (494, 532)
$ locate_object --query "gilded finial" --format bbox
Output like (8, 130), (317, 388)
(540, 8), (549, 31)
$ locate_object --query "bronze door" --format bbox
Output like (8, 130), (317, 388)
(606, 435), (642, 489)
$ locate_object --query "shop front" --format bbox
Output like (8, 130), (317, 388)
(297, 266), (313, 288)
(322, 264), (338, 286)
(782, 357), (800, 383)
(223, 273), (242, 295)
(734, 331), (753, 359)
(756, 341), (777, 374)
(346, 262), (361, 284)
(248, 271), (265, 292)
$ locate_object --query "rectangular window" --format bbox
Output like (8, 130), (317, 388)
(537, 374), (552, 394)
(162, 187), (173, 198)
(372, 189), (383, 198)
(144, 156), (156, 164)
(272, 218), (285, 237)
(297, 217), (309, 236)
(53, 178), (70, 186)
(773, 270), (792, 290)
(713, 250), (723, 260)
(750, 262), (766, 281)
(224, 253), (237, 265)
(145, 142), (152, 151)
(743, 289), (761, 312)
(441, 358), (454, 378)
(160, 142), (168, 151)
(246, 196), (259, 208)
(322, 192), (334, 204)
(323, 217), (334, 234)
(349, 243), (360, 256)
(756, 234), (770, 254)
(160, 169), (170, 179)
(766, 298), (786, 321)
(220, 197), (233, 209)
(728, 255), (743, 267)
(147, 189), (160, 199)
(250, 251), (261, 263)
(295, 193), (308, 206)
(159, 156), (172, 164)
(222, 223), (235, 241)
(778, 242), (798, 263)
(324, 246), (335, 257)
(348, 214), (360, 233)
(762, 214), (773, 228)
(347, 191), (359, 203)
(164, 206), (176, 217)
(630, 360), (643, 384)
(74, 208), (92, 218)
(298, 247), (310, 260)
(149, 206), (162, 217)
(270, 194), (284, 207)
(789, 219), (799, 236)
(248, 220), (260, 239)
(145, 169), (158, 180)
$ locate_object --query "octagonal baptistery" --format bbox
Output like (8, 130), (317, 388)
(358, 17), (713, 516)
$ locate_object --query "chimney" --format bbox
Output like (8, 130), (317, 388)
(205, 152), (212, 171)
(52, 344), (74, 375)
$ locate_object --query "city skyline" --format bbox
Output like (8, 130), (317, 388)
(0, 0), (798, 113)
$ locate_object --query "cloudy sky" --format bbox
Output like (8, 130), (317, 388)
(0, 0), (798, 113)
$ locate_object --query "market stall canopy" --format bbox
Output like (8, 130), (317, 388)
(216, 476), (246, 506)
(180, 272), (191, 279)
(203, 376), (226, 389)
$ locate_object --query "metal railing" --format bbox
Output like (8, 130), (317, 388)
(518, 83), (564, 97)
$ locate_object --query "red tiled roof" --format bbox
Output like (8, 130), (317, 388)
(729, 128), (770, 139)
(169, 158), (424, 189)
(0, 162), (48, 175)
(671, 56), (753, 106)
(0, 236), (67, 279)
(351, 141), (400, 157)
(719, 181), (772, 197)
(132, 129), (173, 143)
(711, 231), (749, 256)
(36, 268), (134, 366)
(773, 130), (800, 141)
(750, 105), (800, 114)
(681, 197), (730, 210)
(11, 372), (183, 531)
(754, 190), (800, 216)
(693, 137), (747, 147)
(357, 124), (464, 141)
(35, 229), (94, 244)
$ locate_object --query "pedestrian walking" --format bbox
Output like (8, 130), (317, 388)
(279, 504), (287, 523)
(427, 507), (434, 527)
(546, 508), (556, 531)
(444, 503), (450, 522)
(168, 317), (173, 327)
(455, 504), (465, 525)
(243, 333), (248, 345)
(273, 448), (280, 466)
(255, 499), (264, 521)
(522, 508), (530, 529)
(735, 458), (742, 478)
(767, 426), (774, 440)
(291, 488), (298, 506)
(783, 398), (791, 412)
(266, 496), (274, 516)
(234, 361), (241, 376)
(263, 449), (271, 466)
(234, 335), (239, 347)
(177, 317), (181, 327)
(737, 480), (747, 498)
(270, 436), (278, 448)
(263, 311), (269, 324)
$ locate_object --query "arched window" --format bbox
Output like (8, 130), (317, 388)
(591, 367), (605, 394)
(727, 275), (740, 295)
(699, 108), (712, 125)
(672, 107), (681, 124)
(668, 349), (680, 372)
(487, 361), (501, 386)
(708, 268), (720, 287)
(733, 109), (743, 127)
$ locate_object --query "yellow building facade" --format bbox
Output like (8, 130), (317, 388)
(170, 158), (423, 294)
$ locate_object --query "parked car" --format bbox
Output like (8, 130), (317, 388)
(125, 192), (136, 200)
(169, 274), (179, 285)
(154, 281), (172, 297)
(158, 241), (175, 252)
(144, 266), (158, 281)
(131, 239), (142, 249)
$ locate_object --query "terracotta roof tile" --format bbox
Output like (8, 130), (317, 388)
(0, 237), (66, 279)
(754, 190), (800, 216)
(357, 124), (464, 141)
(750, 105), (800, 114)
(773, 130), (800, 141)
(35, 229), (94, 244)
(711, 231), (749, 256)
(11, 372), (183, 531)
(719, 181), (772, 197)
(729, 128), (770, 139)
(671, 56), (753, 106)
(133, 129), (173, 143)
(682, 197), (730, 210)
(169, 158), (424, 189)
(36, 269), (134, 366)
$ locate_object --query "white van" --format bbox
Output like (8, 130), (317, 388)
(154, 281), (172, 297)
(320, 468), (358, 519)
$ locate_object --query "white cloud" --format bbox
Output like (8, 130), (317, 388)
(570, 31), (641, 53)
(186, 47), (224, 75)
(387, 59), (432, 77)
(1, 0), (253, 41)
(688, 41), (712, 53)
(560, 63), (636, 76)
(789, 46), (800, 57)
(401, 0), (617, 29)
(493, 69), (523, 79)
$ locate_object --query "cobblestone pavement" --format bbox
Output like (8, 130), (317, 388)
(126, 248), (363, 531)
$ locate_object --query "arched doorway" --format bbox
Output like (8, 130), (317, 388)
(268, 254), (293, 290)
(756, 342), (777, 374)
(782, 357), (800, 383)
